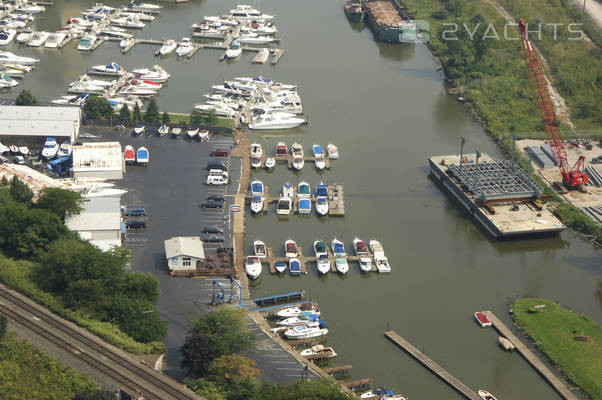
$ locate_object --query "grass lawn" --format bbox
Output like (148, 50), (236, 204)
(512, 298), (602, 399)
(168, 113), (235, 129)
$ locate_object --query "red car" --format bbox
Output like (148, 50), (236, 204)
(210, 148), (229, 157)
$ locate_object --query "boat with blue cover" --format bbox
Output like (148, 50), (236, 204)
(251, 180), (264, 195)
(289, 258), (302, 275)
(284, 320), (328, 339)
(298, 198), (311, 214)
(136, 147), (149, 164)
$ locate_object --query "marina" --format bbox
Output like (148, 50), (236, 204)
(246, 184), (345, 216)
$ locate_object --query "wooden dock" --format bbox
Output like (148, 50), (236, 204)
(245, 184), (345, 216)
(271, 49), (284, 64)
(285, 154), (331, 170)
(323, 364), (352, 377)
(343, 378), (373, 392)
(483, 311), (578, 400)
(384, 330), (481, 400)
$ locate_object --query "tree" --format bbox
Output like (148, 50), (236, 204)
(1, 176), (8, 186)
(118, 104), (131, 123)
(202, 110), (218, 127)
(161, 111), (171, 125)
(181, 333), (217, 377)
(73, 391), (116, 400)
(108, 294), (167, 343)
(132, 102), (143, 123)
(190, 109), (203, 127)
(0, 314), (7, 340)
(37, 187), (84, 218)
(83, 96), (114, 120)
(15, 90), (38, 106)
(9, 176), (33, 204)
(205, 355), (261, 389)
(144, 98), (160, 126)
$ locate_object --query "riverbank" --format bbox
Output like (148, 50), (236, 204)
(512, 298), (602, 399)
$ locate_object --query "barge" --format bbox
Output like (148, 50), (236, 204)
(429, 153), (565, 238)
(362, 0), (415, 43)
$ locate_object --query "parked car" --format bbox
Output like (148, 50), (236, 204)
(126, 219), (146, 229)
(207, 195), (224, 202)
(14, 156), (25, 165)
(210, 148), (229, 157)
(200, 200), (224, 209)
(208, 169), (228, 179)
(202, 225), (224, 234)
(207, 175), (228, 185)
(124, 207), (147, 217)
(204, 234), (225, 243)
(206, 161), (227, 171)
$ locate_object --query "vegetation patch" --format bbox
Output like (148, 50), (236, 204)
(512, 298), (602, 399)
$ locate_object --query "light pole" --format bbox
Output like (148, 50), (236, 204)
(460, 136), (466, 169)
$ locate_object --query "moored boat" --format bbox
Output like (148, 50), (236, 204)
(374, 255), (391, 273)
(57, 141), (72, 157)
(300, 344), (337, 359)
(344, 1), (364, 23)
(298, 198), (311, 214)
(225, 40), (242, 58)
(277, 196), (292, 215)
(317, 254), (330, 274)
(359, 257), (373, 272)
(254, 240), (267, 258)
(274, 261), (286, 273)
(77, 34), (97, 51)
(369, 239), (385, 257)
(292, 157), (304, 171)
(250, 142), (263, 158)
(248, 112), (305, 130)
(285, 239), (297, 258)
(176, 37), (194, 57)
(315, 196), (329, 216)
(0, 29), (16, 45)
(331, 238), (346, 257)
(335, 257), (349, 274)
(18, 146), (28, 156)
(278, 312), (319, 326)
(313, 144), (326, 170)
(282, 182), (294, 198)
(289, 258), (301, 275)
(245, 256), (262, 279)
(284, 320), (328, 340)
(159, 39), (177, 55)
(265, 157), (275, 169)
(297, 181), (310, 198)
(276, 302), (320, 318)
(276, 141), (287, 158)
(353, 238), (369, 256)
(314, 240), (327, 257)
(250, 195), (264, 214)
(360, 389), (406, 400)
(251, 180), (264, 195)
(327, 143), (339, 159)
(91, 62), (125, 76)
(477, 390), (498, 400)
(474, 312), (492, 328)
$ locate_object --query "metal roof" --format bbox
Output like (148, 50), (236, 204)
(164, 237), (205, 260)
(0, 106), (80, 139)
(72, 142), (123, 172)
(0, 163), (69, 201)
(66, 197), (121, 231)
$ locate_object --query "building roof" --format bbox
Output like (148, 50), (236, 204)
(164, 237), (205, 260)
(72, 142), (123, 172)
(65, 196), (121, 231)
(0, 163), (70, 201)
(0, 105), (81, 121)
(0, 106), (80, 139)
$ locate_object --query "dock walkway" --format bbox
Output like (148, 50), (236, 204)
(384, 330), (480, 400)
(483, 311), (578, 400)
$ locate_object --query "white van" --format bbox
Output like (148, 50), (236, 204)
(207, 175), (228, 185)
(208, 169), (228, 179)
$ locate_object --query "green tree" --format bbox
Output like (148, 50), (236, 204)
(1, 176), (8, 186)
(118, 104), (131, 123)
(9, 176), (33, 204)
(444, 0), (465, 16)
(15, 90), (38, 106)
(73, 391), (116, 400)
(181, 333), (217, 377)
(0, 314), (7, 339)
(205, 355), (261, 389)
(132, 102), (143, 123)
(437, 22), (476, 80)
(190, 109), (203, 127)
(161, 111), (171, 125)
(144, 98), (160, 126)
(108, 294), (167, 343)
(202, 110), (218, 127)
(83, 96), (114, 120)
(37, 187), (84, 218)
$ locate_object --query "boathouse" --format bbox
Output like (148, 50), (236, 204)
(66, 196), (122, 252)
(0, 105), (81, 143)
(164, 236), (206, 273)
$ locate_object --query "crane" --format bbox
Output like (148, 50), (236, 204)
(518, 18), (588, 189)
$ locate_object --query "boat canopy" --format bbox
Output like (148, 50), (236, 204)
(299, 199), (311, 209)
(298, 185), (310, 195)
(316, 242), (326, 251)
(318, 320), (327, 328)
(275, 261), (286, 268)
(333, 243), (344, 253)
(290, 260), (301, 271)
(136, 124), (144, 128)
(286, 243), (296, 250)
(316, 184), (327, 196)
(313, 145), (323, 155)
(251, 182), (263, 193)
(252, 195), (262, 201)
(317, 197), (327, 204)
(137, 148), (148, 157)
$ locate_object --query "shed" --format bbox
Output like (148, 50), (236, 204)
(164, 236), (206, 272)
(65, 196), (122, 251)
(72, 142), (123, 180)
(0, 106), (80, 142)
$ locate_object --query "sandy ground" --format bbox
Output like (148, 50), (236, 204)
(570, 0), (602, 30)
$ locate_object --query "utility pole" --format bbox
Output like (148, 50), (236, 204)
(460, 136), (466, 169)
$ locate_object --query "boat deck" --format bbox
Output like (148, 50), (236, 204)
(363, 0), (404, 26)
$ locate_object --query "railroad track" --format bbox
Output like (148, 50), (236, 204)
(0, 285), (201, 400)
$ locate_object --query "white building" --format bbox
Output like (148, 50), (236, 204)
(164, 237), (206, 274)
(66, 196), (122, 252)
(0, 106), (81, 142)
(72, 142), (123, 180)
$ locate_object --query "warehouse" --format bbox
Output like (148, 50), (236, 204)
(164, 237), (206, 274)
(0, 106), (81, 143)
(66, 196), (123, 252)
(72, 142), (123, 180)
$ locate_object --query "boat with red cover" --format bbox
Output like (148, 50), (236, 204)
(124, 145), (135, 164)
(474, 312), (492, 327)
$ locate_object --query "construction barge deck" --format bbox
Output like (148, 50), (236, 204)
(362, 0), (415, 43)
(429, 153), (565, 238)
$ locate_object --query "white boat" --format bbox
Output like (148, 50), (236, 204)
(159, 39), (177, 55)
(51, 93), (89, 106)
(250, 180), (264, 195)
(0, 29), (16, 45)
(14, 4), (45, 14)
(28, 31), (49, 47)
(128, 0), (162, 11)
(237, 34), (275, 45)
(298, 198), (311, 214)
(158, 124), (169, 135)
(225, 40), (242, 58)
(120, 35), (135, 49)
(202, 16), (238, 26)
(187, 128), (199, 139)
(313, 144), (326, 170)
(0, 51), (38, 65)
(353, 238), (369, 256)
(0, 19), (26, 30)
(265, 157), (275, 169)
(290, 157), (302, 170)
(327, 143), (339, 159)
(136, 146), (149, 164)
(300, 344), (337, 359)
(331, 238), (346, 257)
(250, 22), (278, 35)
(274, 261), (287, 273)
(277, 312), (319, 326)
(317, 254), (330, 274)
(249, 143), (263, 158)
(276, 197), (292, 215)
(314, 240), (327, 257)
(8, 145), (18, 154)
(77, 34), (97, 51)
(252, 48), (269, 64)
(250, 195), (264, 214)
(133, 124), (145, 134)
(285, 239), (297, 258)
(131, 65), (170, 82)
(360, 389), (406, 400)
(0, 141), (9, 154)
(0, 73), (17, 87)
(119, 11), (155, 21)
(297, 181), (311, 198)
(176, 37), (194, 57)
(374, 255), (391, 273)
(251, 158), (261, 168)
(57, 141), (72, 157)
(0, 63), (33, 78)
(335, 257), (349, 274)
(41, 137), (58, 159)
(194, 104), (235, 118)
(230, 4), (262, 17)
(111, 16), (145, 29)
(369, 239), (385, 257)
(18, 146), (28, 156)
(124, 78), (162, 90)
(282, 183), (294, 198)
(315, 196), (329, 216)
(82, 185), (128, 198)
(91, 62), (125, 75)
(359, 257), (373, 272)
(245, 256), (262, 280)
(478, 390), (499, 400)
(248, 112), (305, 130)
(44, 32), (67, 48)
(276, 303), (320, 318)
(171, 128), (181, 137)
(253, 240), (267, 258)
(16, 32), (33, 44)
(291, 142), (303, 158)
(284, 321), (328, 340)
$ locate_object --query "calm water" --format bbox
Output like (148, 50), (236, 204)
(10, 1), (602, 398)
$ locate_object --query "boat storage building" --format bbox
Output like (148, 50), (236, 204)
(72, 142), (123, 180)
(0, 106), (81, 142)
(65, 196), (122, 252)
(164, 237), (206, 274)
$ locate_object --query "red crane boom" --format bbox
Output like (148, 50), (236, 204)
(518, 18), (588, 188)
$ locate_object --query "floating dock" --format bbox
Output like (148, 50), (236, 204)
(252, 290), (306, 306)
(384, 330), (481, 400)
(483, 311), (578, 400)
(245, 184), (345, 216)
(363, 0), (415, 43)
(429, 154), (565, 238)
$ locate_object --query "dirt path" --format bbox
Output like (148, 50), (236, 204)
(570, 0), (602, 30)
(483, 0), (575, 130)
